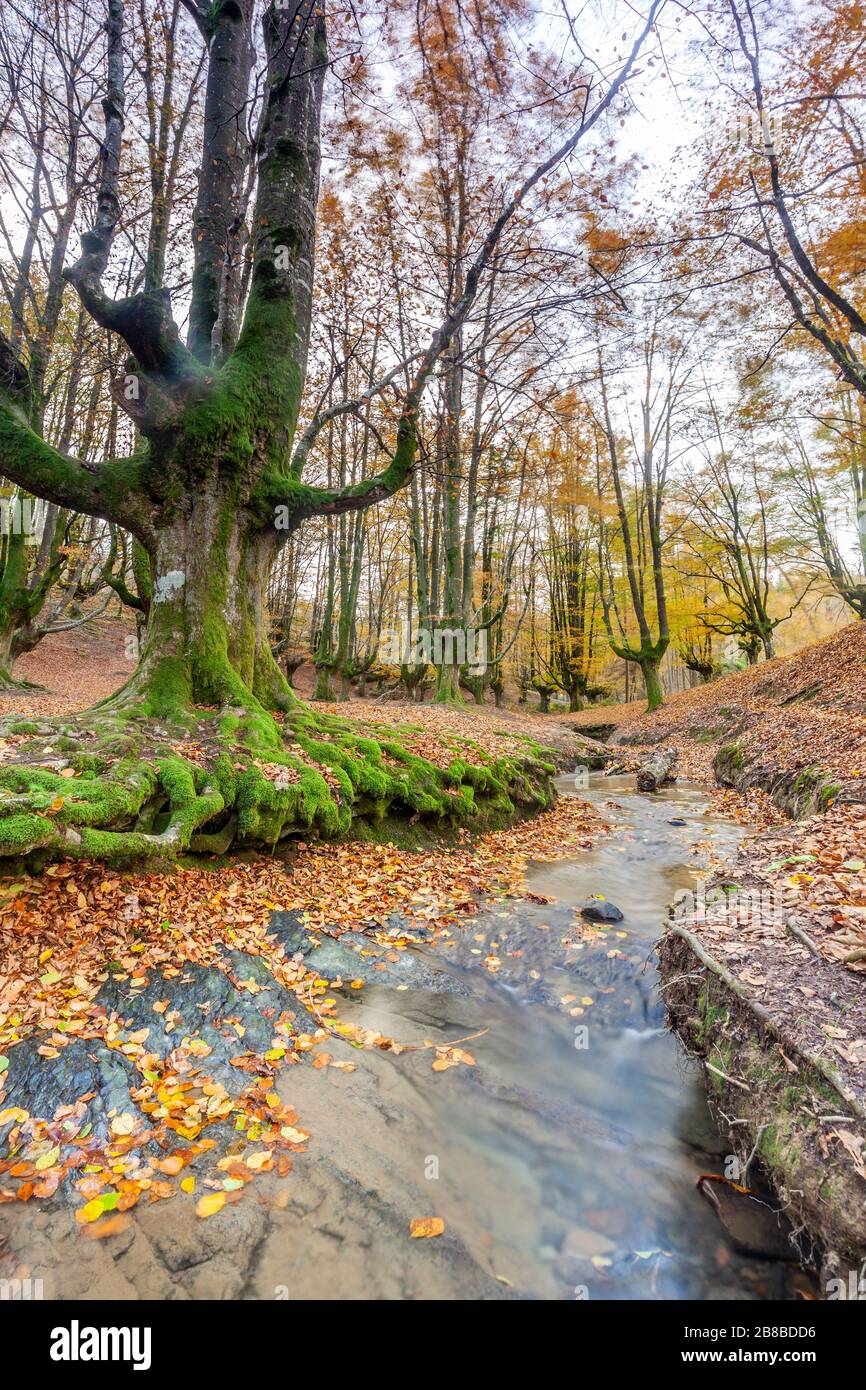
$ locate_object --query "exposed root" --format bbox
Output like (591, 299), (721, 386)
(0, 699), (556, 866)
(0, 671), (46, 694)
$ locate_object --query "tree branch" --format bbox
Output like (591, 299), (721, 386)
(63, 0), (203, 405)
(290, 0), (664, 522)
(0, 349), (154, 542)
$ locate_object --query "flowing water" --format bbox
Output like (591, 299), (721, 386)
(268, 772), (813, 1300)
(2, 773), (815, 1300)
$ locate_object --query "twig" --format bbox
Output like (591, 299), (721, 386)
(785, 916), (821, 957)
(400, 1027), (490, 1055)
(742, 1122), (769, 1182)
(705, 1059), (752, 1092)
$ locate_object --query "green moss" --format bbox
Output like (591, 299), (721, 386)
(0, 690), (555, 867)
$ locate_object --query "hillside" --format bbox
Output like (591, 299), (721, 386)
(569, 622), (866, 801)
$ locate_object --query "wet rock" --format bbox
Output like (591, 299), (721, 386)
(667, 818), (687, 827)
(0, 1035), (136, 1145)
(560, 1226), (618, 1260)
(697, 1178), (799, 1261)
(268, 911), (471, 996)
(95, 955), (311, 1082)
(0, 950), (319, 1194)
(579, 897), (624, 923)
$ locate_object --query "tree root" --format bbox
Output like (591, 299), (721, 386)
(0, 670), (46, 693)
(0, 700), (556, 866)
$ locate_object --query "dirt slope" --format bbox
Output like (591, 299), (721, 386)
(568, 622), (866, 792)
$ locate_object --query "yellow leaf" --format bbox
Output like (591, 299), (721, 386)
(409, 1216), (445, 1239)
(180, 1176), (196, 1194)
(280, 1125), (307, 1144)
(76, 1198), (107, 1225)
(195, 1191), (226, 1219)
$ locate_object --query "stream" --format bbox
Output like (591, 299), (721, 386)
(247, 772), (813, 1300)
(1, 773), (816, 1300)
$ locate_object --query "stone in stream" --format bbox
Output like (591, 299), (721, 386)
(579, 897), (624, 923)
(0, 1035), (138, 1146)
(560, 1226), (618, 1261)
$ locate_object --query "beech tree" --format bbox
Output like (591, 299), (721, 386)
(0, 0), (661, 860)
(593, 307), (694, 712)
(722, 0), (866, 409)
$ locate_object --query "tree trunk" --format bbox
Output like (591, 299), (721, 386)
(435, 656), (461, 704)
(119, 479), (291, 716)
(640, 658), (664, 713)
(0, 622), (18, 686)
(636, 746), (678, 792)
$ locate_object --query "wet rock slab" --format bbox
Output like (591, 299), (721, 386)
(269, 910), (472, 996)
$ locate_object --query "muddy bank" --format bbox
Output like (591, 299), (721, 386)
(712, 741), (863, 818)
(653, 791), (866, 1292)
(656, 797), (866, 1295)
(659, 923), (866, 1292)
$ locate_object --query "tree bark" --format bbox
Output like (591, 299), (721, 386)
(118, 476), (290, 714)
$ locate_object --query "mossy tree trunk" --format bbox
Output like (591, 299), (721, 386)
(595, 348), (673, 714)
(639, 652), (665, 714)
(0, 496), (68, 687)
(120, 480), (290, 715)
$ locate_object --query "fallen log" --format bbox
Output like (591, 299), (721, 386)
(636, 746), (678, 792)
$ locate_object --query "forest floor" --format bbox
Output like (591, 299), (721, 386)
(0, 616), (864, 1293)
(0, 615), (615, 1294)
